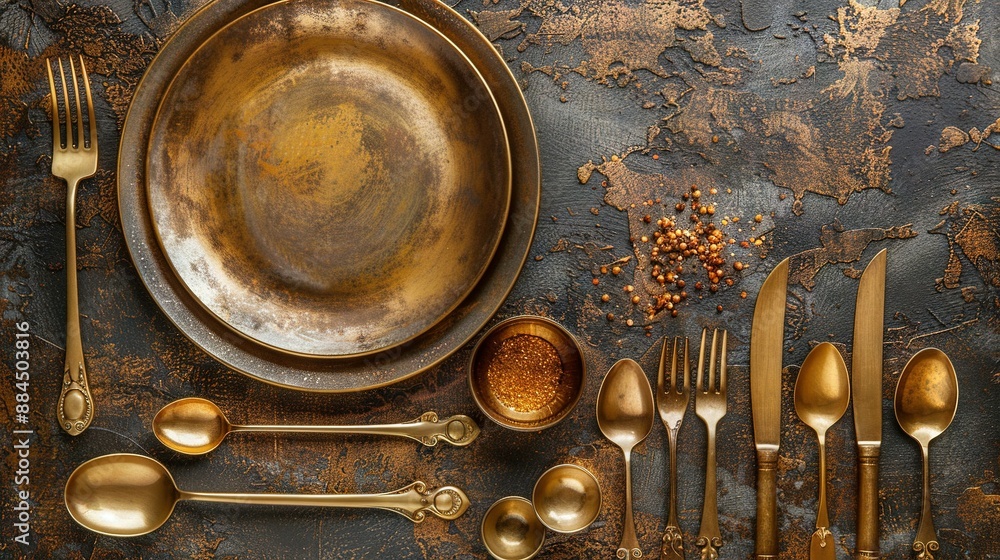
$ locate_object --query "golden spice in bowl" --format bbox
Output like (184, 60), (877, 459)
(469, 316), (585, 431)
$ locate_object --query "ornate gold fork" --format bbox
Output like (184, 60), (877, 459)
(694, 328), (728, 560)
(47, 56), (98, 436)
(657, 336), (690, 559)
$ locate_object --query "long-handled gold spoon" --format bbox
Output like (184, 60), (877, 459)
(65, 454), (470, 536)
(894, 348), (959, 560)
(596, 359), (655, 559)
(794, 343), (850, 560)
(153, 398), (480, 454)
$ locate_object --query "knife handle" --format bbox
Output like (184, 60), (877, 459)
(856, 444), (880, 559)
(755, 448), (779, 559)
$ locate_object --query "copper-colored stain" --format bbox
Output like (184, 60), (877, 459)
(147, 0), (510, 358)
(932, 200), (1000, 289)
(787, 221), (917, 290)
(0, 46), (34, 138)
(936, 117), (1000, 153)
(957, 484), (1000, 556)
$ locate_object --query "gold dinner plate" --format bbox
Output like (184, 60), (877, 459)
(119, 0), (540, 390)
(146, 0), (511, 357)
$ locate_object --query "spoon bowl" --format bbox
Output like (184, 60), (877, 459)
(894, 348), (959, 446)
(596, 359), (655, 450)
(154, 397), (231, 454)
(65, 454), (180, 537)
(596, 358), (654, 558)
(794, 343), (851, 435)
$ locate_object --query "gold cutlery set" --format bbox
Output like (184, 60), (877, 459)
(597, 328), (730, 560)
(43, 4), (960, 558)
(751, 251), (959, 560)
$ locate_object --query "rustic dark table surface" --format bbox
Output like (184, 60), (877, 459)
(2, 0), (999, 558)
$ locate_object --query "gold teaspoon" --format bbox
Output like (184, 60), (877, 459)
(794, 343), (850, 560)
(153, 397), (480, 454)
(596, 359), (655, 559)
(894, 348), (959, 560)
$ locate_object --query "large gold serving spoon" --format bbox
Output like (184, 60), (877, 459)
(794, 343), (850, 560)
(153, 398), (479, 454)
(894, 348), (959, 560)
(65, 454), (469, 536)
(596, 358), (655, 559)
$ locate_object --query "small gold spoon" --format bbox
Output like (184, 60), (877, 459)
(153, 397), (480, 454)
(596, 358), (655, 559)
(894, 348), (959, 560)
(794, 343), (850, 560)
(65, 454), (470, 536)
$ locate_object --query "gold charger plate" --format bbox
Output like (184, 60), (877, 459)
(119, 0), (540, 390)
(146, 0), (511, 357)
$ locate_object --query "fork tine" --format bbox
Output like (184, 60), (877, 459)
(719, 329), (728, 393)
(46, 59), (61, 151)
(57, 59), (71, 148)
(708, 329), (718, 392)
(657, 336), (668, 395)
(670, 337), (678, 390)
(69, 57), (84, 149)
(696, 328), (706, 393)
(79, 56), (97, 151)
(682, 337), (690, 391)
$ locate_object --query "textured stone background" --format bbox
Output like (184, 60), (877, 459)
(1, 0), (998, 558)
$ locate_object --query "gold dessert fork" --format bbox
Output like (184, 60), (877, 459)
(47, 56), (98, 435)
(694, 328), (727, 560)
(657, 336), (690, 559)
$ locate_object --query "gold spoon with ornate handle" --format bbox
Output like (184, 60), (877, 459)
(794, 343), (851, 560)
(153, 398), (480, 454)
(597, 359), (655, 559)
(894, 348), (959, 560)
(65, 454), (470, 536)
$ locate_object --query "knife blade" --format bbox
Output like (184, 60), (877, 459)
(750, 257), (789, 559)
(853, 248), (886, 559)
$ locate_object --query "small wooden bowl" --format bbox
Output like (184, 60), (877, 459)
(469, 316), (585, 431)
(532, 464), (601, 533)
(481, 496), (545, 560)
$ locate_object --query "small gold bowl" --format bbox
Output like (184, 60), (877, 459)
(469, 316), (585, 431)
(532, 464), (602, 533)
(481, 496), (546, 560)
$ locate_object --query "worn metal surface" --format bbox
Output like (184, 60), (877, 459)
(144, 0), (511, 359)
(114, 0), (541, 391)
(1, 0), (999, 558)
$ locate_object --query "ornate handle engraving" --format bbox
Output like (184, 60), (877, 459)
(913, 540), (939, 560)
(382, 482), (469, 522)
(813, 527), (832, 545)
(58, 361), (93, 435)
(696, 536), (721, 560)
(661, 525), (684, 559)
(403, 412), (480, 447)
